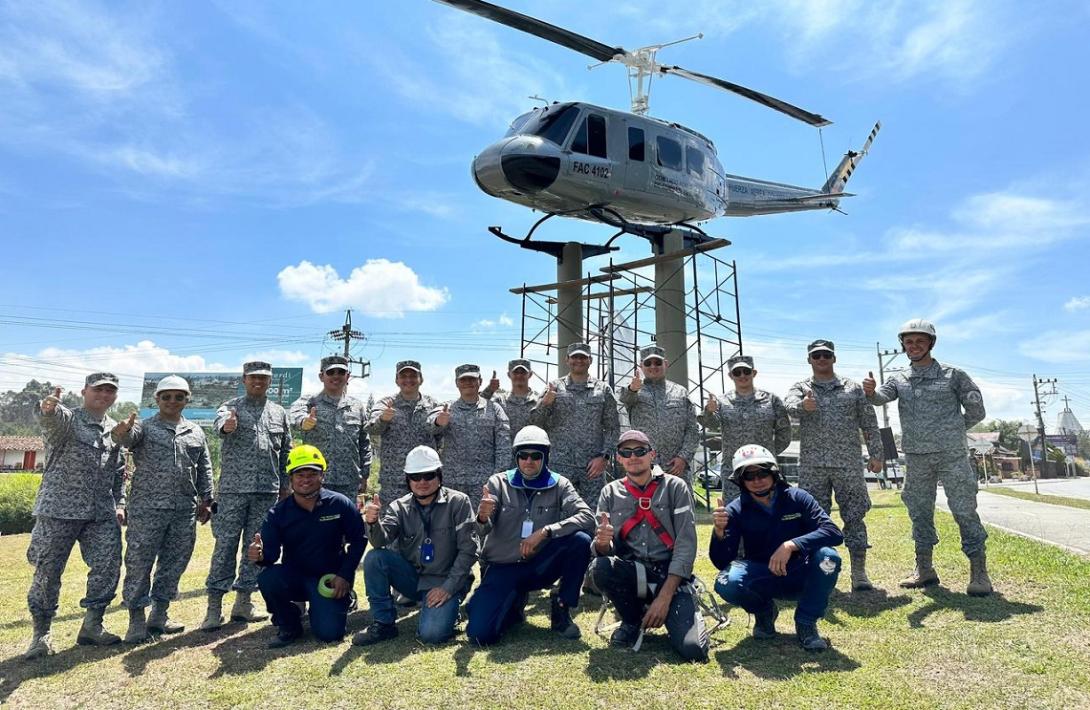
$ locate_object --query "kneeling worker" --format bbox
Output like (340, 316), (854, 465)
(467, 426), (594, 645)
(354, 445), (478, 646)
(711, 444), (844, 651)
(249, 445), (367, 648)
(591, 430), (708, 662)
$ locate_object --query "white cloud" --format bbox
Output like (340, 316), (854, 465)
(242, 350), (310, 365)
(1064, 296), (1090, 313)
(472, 313), (516, 331)
(1018, 329), (1090, 364)
(277, 259), (450, 318)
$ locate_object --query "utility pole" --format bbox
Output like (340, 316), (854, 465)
(876, 342), (905, 489)
(329, 309), (370, 379)
(1031, 374), (1057, 495)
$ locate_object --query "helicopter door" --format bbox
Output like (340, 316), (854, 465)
(568, 112), (613, 200)
(623, 125), (650, 193)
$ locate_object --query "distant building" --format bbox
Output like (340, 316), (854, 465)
(0, 436), (44, 471)
(1056, 400), (1084, 436)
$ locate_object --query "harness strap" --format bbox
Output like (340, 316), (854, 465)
(618, 478), (675, 550)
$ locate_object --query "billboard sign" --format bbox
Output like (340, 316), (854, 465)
(1045, 433), (1079, 457)
(139, 369), (304, 422)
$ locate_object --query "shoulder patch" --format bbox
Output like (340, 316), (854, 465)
(965, 391), (982, 403)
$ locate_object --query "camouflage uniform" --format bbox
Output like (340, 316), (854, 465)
(429, 397), (511, 506)
(532, 376), (620, 506)
(617, 378), (700, 489)
(698, 389), (790, 502)
(28, 404), (124, 619)
(365, 393), (438, 502)
(116, 414), (213, 608)
(206, 395), (291, 593)
(867, 360), (987, 556)
(487, 391), (540, 467)
(289, 392), (372, 500)
(785, 376), (882, 551)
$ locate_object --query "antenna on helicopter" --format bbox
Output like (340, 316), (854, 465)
(527, 94), (549, 106)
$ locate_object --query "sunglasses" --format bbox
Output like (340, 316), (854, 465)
(407, 472), (439, 482)
(617, 447), (650, 458)
(741, 468), (773, 482)
(516, 451), (544, 461)
(809, 351), (834, 360)
(323, 369), (347, 376)
(158, 393), (187, 402)
(731, 368), (753, 377)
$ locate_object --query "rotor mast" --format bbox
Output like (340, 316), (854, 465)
(590, 34), (704, 116)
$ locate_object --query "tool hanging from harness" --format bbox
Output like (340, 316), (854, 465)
(618, 478), (675, 550)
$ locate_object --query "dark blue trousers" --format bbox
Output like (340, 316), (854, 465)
(714, 547), (842, 626)
(257, 565), (350, 642)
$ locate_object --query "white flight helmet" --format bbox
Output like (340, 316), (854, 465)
(728, 444), (781, 486)
(155, 374), (191, 395)
(512, 425), (550, 450)
(404, 445), (442, 474)
(898, 318), (937, 343)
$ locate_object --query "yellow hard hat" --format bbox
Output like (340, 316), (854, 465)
(286, 444), (327, 474)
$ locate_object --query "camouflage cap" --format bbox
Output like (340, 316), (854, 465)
(455, 363), (482, 380)
(639, 345), (666, 363)
(728, 355), (755, 373)
(807, 339), (835, 355)
(566, 342), (592, 358)
(321, 355), (350, 373)
(617, 429), (652, 447)
(508, 358), (532, 372)
(85, 372), (119, 388)
(243, 361), (273, 377)
(396, 360), (422, 374)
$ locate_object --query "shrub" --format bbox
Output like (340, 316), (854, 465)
(0, 473), (41, 535)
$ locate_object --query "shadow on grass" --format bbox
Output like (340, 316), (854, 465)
(0, 589), (208, 632)
(826, 588), (913, 622)
(0, 640), (130, 703)
(906, 587), (1044, 628)
(122, 626), (234, 677)
(714, 636), (861, 679)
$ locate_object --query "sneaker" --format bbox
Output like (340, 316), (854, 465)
(550, 596), (581, 640)
(752, 602), (779, 639)
(796, 623), (828, 652)
(609, 622), (641, 648)
(268, 627), (302, 649)
(352, 621), (398, 647)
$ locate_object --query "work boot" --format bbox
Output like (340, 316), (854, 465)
(609, 622), (641, 648)
(899, 549), (940, 588)
(267, 626), (302, 649)
(124, 607), (149, 644)
(23, 615), (55, 660)
(966, 551), (994, 597)
(76, 607), (121, 646)
(230, 591), (269, 623)
(796, 622), (829, 652)
(550, 595), (581, 640)
(850, 549), (874, 592)
(200, 592), (225, 631)
(352, 621), (398, 646)
(752, 602), (779, 639)
(147, 600), (184, 634)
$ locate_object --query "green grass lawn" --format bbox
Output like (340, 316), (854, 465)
(983, 485), (1090, 512)
(0, 490), (1088, 709)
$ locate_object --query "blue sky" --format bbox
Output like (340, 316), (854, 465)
(2, 0), (1089, 432)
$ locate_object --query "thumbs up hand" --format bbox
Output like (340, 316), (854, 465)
(594, 512), (614, 551)
(629, 365), (643, 392)
(489, 370), (501, 392)
(247, 533), (264, 563)
(363, 493), (381, 524)
(863, 371), (877, 396)
(41, 387), (63, 414)
(112, 412), (137, 438)
(477, 484), (496, 522)
(712, 497), (729, 538)
(436, 403), (451, 427)
(380, 401), (395, 422)
(541, 383), (557, 406)
(222, 408), (239, 433)
(302, 405), (318, 431)
(802, 388), (818, 412)
(704, 394), (719, 414)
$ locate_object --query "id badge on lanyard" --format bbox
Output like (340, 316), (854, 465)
(521, 491), (536, 538)
(421, 538), (435, 564)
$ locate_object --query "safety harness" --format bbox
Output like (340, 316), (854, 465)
(618, 478), (675, 550)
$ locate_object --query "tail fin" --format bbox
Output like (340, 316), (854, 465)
(821, 121), (881, 195)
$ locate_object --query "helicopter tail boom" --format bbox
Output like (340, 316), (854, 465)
(821, 121), (881, 195)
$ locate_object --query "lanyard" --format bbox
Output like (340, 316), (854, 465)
(414, 498), (436, 540)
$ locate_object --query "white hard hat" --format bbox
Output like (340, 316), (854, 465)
(731, 444), (778, 475)
(898, 318), (937, 340)
(512, 425), (550, 449)
(155, 374), (191, 395)
(404, 445), (442, 474)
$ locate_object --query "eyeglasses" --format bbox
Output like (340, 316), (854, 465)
(158, 393), (187, 402)
(809, 351), (834, 360)
(617, 447), (650, 458)
(731, 368), (753, 377)
(516, 451), (544, 461)
(407, 472), (439, 482)
(741, 467), (773, 482)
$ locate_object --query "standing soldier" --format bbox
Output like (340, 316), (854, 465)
(532, 343), (620, 507)
(698, 355), (791, 502)
(863, 319), (992, 596)
(365, 360), (437, 503)
(289, 355), (372, 502)
(784, 340), (883, 592)
(112, 375), (213, 641)
(482, 359), (542, 464)
(24, 374), (126, 659)
(202, 361), (292, 630)
(429, 364), (511, 506)
(617, 345), (700, 489)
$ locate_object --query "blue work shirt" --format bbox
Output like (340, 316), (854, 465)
(709, 481), (843, 570)
(257, 488), (367, 584)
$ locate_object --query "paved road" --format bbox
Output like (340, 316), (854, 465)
(936, 486), (1090, 556)
(987, 476), (1090, 501)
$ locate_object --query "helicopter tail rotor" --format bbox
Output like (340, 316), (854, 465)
(821, 121), (882, 194)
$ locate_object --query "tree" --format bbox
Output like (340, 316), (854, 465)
(108, 401), (139, 421)
(973, 419), (1025, 452)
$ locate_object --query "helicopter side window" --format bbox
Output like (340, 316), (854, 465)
(528, 104), (580, 146)
(571, 114), (607, 159)
(628, 127), (645, 161)
(656, 136), (683, 171)
(686, 146), (705, 176)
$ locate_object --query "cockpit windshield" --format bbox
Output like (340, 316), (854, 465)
(515, 103), (581, 146)
(504, 111), (535, 138)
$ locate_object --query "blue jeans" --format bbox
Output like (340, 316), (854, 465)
(257, 565), (350, 642)
(714, 547), (842, 626)
(362, 549), (461, 644)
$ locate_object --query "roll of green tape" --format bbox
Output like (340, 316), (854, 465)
(318, 573), (336, 598)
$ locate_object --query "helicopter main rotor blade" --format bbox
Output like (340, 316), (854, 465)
(435, 0), (623, 63)
(661, 65), (831, 127)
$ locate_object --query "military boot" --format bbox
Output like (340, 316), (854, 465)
(76, 607), (121, 646)
(899, 549), (940, 588)
(966, 551), (994, 597)
(550, 595), (581, 640)
(796, 622), (829, 652)
(23, 615), (55, 660)
(147, 600), (184, 634)
(849, 549), (874, 592)
(200, 592), (225, 631)
(124, 607), (149, 644)
(752, 602), (779, 639)
(230, 590), (269, 623)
